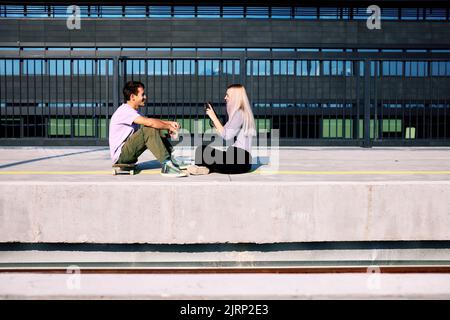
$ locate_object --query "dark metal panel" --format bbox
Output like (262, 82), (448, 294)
(2, 19), (450, 49)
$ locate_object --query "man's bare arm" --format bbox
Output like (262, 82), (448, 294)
(134, 116), (180, 133)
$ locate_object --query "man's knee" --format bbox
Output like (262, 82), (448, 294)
(142, 126), (159, 137)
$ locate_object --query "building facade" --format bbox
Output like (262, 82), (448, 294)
(0, 0), (449, 146)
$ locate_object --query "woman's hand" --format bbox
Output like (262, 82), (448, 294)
(205, 103), (218, 121)
(205, 103), (224, 135)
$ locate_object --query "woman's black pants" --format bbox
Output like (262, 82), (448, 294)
(195, 144), (252, 174)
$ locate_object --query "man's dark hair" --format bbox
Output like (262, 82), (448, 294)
(123, 81), (145, 102)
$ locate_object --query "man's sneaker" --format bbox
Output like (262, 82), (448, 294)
(186, 164), (210, 175)
(171, 156), (195, 170)
(160, 160), (188, 177)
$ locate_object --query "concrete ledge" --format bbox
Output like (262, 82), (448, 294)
(1, 181), (449, 244)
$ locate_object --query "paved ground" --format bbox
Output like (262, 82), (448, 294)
(1, 146), (449, 183)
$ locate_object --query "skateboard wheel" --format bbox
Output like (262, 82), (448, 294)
(130, 170), (134, 175)
(112, 169), (117, 175)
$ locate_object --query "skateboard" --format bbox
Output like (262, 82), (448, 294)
(112, 163), (137, 175)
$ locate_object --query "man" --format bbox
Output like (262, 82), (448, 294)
(109, 80), (188, 177)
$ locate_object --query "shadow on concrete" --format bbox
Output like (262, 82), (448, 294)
(132, 157), (268, 174)
(135, 160), (161, 172)
(2, 241), (450, 253)
(250, 156), (269, 172)
(0, 148), (109, 170)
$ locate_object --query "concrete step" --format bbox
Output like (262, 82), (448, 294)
(1, 147), (449, 244)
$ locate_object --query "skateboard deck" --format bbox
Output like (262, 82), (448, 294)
(112, 163), (137, 175)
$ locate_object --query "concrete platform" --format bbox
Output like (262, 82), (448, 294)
(0, 146), (449, 244)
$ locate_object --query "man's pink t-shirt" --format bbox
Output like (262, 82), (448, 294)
(109, 103), (141, 164)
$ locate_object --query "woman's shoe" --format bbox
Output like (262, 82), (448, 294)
(186, 165), (210, 175)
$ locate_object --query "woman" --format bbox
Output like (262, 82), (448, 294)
(187, 84), (256, 175)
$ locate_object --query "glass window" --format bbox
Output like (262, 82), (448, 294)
(174, 6), (195, 18)
(174, 60), (195, 74)
(197, 6), (220, 18)
(382, 8), (399, 20)
(222, 48), (245, 51)
(247, 60), (270, 76)
(97, 60), (113, 75)
(417, 63), (428, 76)
(124, 6), (146, 18)
(99, 6), (123, 18)
(298, 48), (320, 52)
(353, 7), (368, 20)
(246, 7), (269, 18)
(322, 48), (343, 52)
(323, 60), (345, 75)
(382, 61), (402, 76)
(341, 8), (351, 19)
(198, 60), (220, 76)
(319, 7), (339, 20)
(197, 48), (220, 51)
(23, 59), (42, 75)
(50, 5), (81, 18)
(172, 48), (195, 51)
(126, 60), (146, 75)
(97, 47), (121, 51)
(223, 6), (243, 18)
(50, 6), (63, 18)
(147, 60), (170, 75)
(72, 47), (95, 51)
(401, 8), (418, 20)
(147, 48), (171, 52)
(323, 61), (330, 75)
(294, 7), (317, 19)
(223, 60), (240, 75)
(48, 59), (71, 75)
(0, 60), (19, 75)
(296, 60), (320, 76)
(431, 61), (449, 76)
(122, 47), (146, 51)
(272, 48), (295, 52)
(25, 5), (48, 17)
(425, 8), (447, 20)
(247, 48), (270, 52)
(22, 47), (45, 51)
(149, 6), (171, 18)
(405, 61), (428, 77)
(271, 7), (291, 19)
(89, 6), (101, 18)
(345, 61), (353, 76)
(273, 60), (294, 75)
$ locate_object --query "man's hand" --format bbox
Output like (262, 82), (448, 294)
(167, 121), (180, 133)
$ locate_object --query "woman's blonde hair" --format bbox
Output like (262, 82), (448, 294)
(226, 84), (256, 136)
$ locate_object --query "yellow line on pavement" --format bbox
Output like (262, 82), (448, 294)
(254, 170), (450, 175)
(0, 170), (160, 175)
(0, 170), (450, 175)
